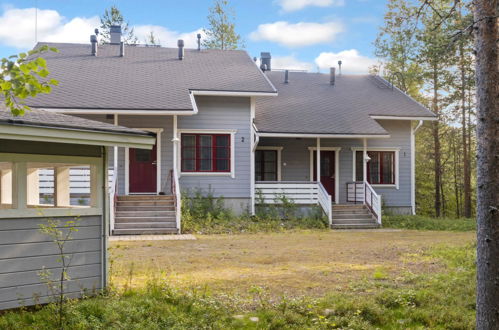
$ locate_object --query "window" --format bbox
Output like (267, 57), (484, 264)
(0, 162), (13, 209)
(256, 150), (277, 181)
(181, 134), (231, 172)
(355, 151), (395, 185)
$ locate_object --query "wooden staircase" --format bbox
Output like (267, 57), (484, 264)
(113, 195), (178, 235)
(331, 204), (380, 229)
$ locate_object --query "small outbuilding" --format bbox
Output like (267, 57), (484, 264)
(0, 108), (155, 310)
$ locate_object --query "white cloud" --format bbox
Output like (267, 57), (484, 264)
(315, 49), (377, 74)
(133, 25), (205, 48)
(276, 0), (345, 12)
(255, 54), (314, 71)
(0, 7), (99, 49)
(249, 21), (343, 47)
(272, 55), (314, 71)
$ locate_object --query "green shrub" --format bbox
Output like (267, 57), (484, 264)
(383, 215), (476, 231)
(181, 188), (328, 234)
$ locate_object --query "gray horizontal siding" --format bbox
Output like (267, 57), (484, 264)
(178, 96), (251, 198)
(258, 120), (412, 207)
(0, 215), (103, 310)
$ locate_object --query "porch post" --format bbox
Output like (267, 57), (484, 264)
(113, 114), (119, 187)
(362, 138), (367, 183)
(316, 138), (321, 182)
(172, 115), (179, 178)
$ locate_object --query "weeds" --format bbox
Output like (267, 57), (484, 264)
(383, 215), (476, 231)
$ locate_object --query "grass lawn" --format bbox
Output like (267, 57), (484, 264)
(1, 228), (477, 329)
(110, 230), (475, 300)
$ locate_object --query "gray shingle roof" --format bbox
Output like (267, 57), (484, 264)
(25, 43), (276, 111)
(0, 107), (153, 136)
(254, 72), (436, 135)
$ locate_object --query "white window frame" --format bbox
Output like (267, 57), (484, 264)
(0, 153), (103, 218)
(125, 128), (163, 195)
(307, 147), (341, 204)
(351, 147), (400, 189)
(255, 146), (283, 181)
(177, 129), (237, 178)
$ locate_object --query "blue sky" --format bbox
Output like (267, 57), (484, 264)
(0, 0), (388, 73)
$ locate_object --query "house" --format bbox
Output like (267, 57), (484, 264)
(0, 107), (155, 310)
(20, 27), (436, 234)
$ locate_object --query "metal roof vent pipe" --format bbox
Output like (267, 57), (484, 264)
(338, 60), (342, 75)
(120, 41), (125, 57)
(260, 52), (271, 71)
(90, 35), (98, 56)
(178, 39), (185, 60)
(284, 70), (289, 84)
(110, 25), (122, 44)
(197, 34), (201, 51)
(330, 67), (336, 85)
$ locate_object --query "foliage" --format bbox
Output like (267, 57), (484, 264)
(37, 217), (81, 329)
(374, 0), (477, 218)
(1, 45), (59, 116)
(145, 31), (160, 46)
(203, 0), (243, 50)
(383, 214), (476, 231)
(181, 188), (327, 234)
(99, 6), (138, 45)
(0, 244), (476, 329)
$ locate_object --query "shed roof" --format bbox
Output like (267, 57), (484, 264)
(254, 72), (436, 135)
(24, 43), (276, 111)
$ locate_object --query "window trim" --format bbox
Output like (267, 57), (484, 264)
(178, 129), (236, 178)
(0, 153), (104, 219)
(255, 146), (283, 181)
(351, 147), (399, 189)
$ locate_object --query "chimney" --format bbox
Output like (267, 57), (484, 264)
(197, 34), (201, 51)
(90, 34), (98, 56)
(338, 60), (342, 75)
(120, 41), (125, 57)
(177, 39), (185, 60)
(260, 52), (271, 71)
(284, 70), (289, 84)
(110, 25), (122, 44)
(330, 67), (336, 85)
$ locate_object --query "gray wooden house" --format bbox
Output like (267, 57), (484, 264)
(0, 108), (154, 310)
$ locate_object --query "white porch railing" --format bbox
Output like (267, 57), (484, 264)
(346, 181), (382, 226)
(255, 181), (332, 224)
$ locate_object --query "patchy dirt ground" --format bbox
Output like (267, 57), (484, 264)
(109, 230), (475, 298)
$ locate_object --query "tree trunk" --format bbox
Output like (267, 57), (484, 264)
(474, 0), (499, 328)
(432, 68), (442, 217)
(459, 40), (472, 218)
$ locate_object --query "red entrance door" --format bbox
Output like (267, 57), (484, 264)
(129, 142), (157, 193)
(313, 151), (335, 199)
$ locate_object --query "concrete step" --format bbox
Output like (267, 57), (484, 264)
(331, 223), (380, 229)
(116, 205), (175, 212)
(115, 216), (176, 222)
(114, 222), (177, 229)
(332, 209), (371, 215)
(115, 210), (176, 217)
(332, 213), (373, 220)
(332, 204), (366, 210)
(332, 219), (377, 225)
(115, 216), (176, 223)
(116, 200), (175, 207)
(117, 195), (174, 201)
(113, 228), (178, 235)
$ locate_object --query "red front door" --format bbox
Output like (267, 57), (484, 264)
(129, 143), (157, 193)
(313, 151), (335, 199)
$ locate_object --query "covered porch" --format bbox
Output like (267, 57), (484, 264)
(252, 135), (385, 227)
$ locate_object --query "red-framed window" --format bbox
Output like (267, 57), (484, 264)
(255, 150), (277, 181)
(355, 151), (395, 184)
(181, 134), (231, 172)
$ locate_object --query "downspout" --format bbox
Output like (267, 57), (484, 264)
(250, 96), (258, 215)
(411, 120), (423, 215)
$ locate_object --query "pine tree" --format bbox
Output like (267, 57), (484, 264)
(203, 0), (242, 50)
(99, 6), (138, 45)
